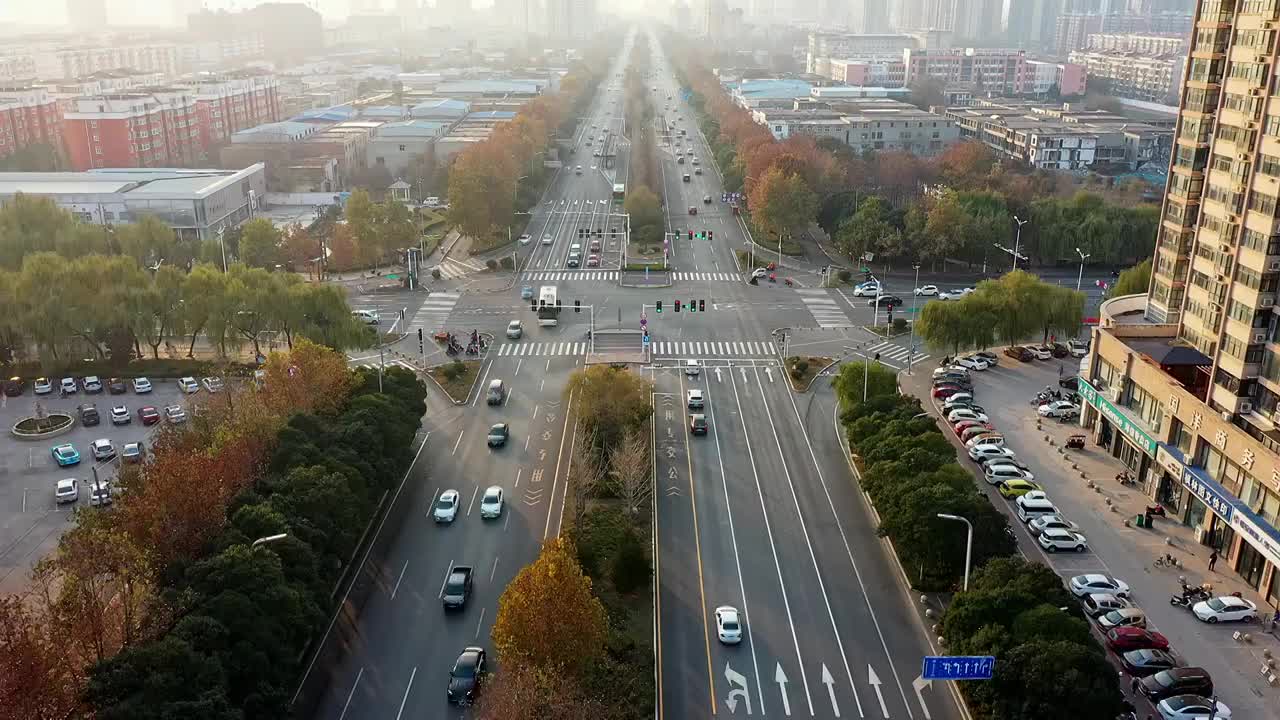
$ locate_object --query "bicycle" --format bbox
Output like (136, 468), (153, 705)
(1153, 553), (1182, 569)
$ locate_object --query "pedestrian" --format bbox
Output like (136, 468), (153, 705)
(1208, 549), (1219, 572)
(1058, 363), (1064, 377)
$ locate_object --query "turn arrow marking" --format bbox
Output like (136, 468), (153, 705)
(821, 664), (841, 718)
(774, 663), (792, 716)
(867, 666), (888, 718)
(725, 663), (752, 715)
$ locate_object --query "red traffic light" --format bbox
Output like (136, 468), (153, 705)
(675, 300), (682, 312)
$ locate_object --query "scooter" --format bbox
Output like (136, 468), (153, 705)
(1145, 503), (1167, 517)
(1117, 471), (1137, 486)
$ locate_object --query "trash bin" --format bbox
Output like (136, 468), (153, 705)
(1134, 514), (1146, 528)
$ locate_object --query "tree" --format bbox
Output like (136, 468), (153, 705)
(343, 189), (379, 265)
(474, 664), (606, 720)
(0, 593), (80, 719)
(934, 141), (996, 186)
(491, 537), (607, 676)
(237, 218), (282, 269)
(1109, 258), (1151, 298)
(566, 366), (654, 454)
(623, 185), (663, 235)
(835, 197), (896, 262)
(748, 166), (818, 238)
(611, 529), (650, 594)
(113, 215), (177, 268)
(0, 143), (61, 171)
(567, 426), (604, 531)
(831, 359), (898, 410)
(608, 427), (651, 516)
(979, 640), (1126, 719)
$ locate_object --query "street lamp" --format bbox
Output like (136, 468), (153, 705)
(936, 513), (973, 591)
(908, 263), (921, 374)
(216, 223), (228, 272)
(1011, 215), (1029, 271)
(1075, 247), (1091, 294)
(251, 533), (288, 549)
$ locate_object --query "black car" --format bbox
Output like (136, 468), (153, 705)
(79, 403), (100, 426)
(867, 295), (903, 308)
(1135, 667), (1213, 702)
(1050, 343), (1071, 358)
(1059, 376), (1080, 391)
(1004, 346), (1033, 362)
(690, 414), (708, 435)
(107, 377), (127, 395)
(448, 647), (486, 704)
(1120, 648), (1178, 677)
(487, 423), (509, 448)
(2, 376), (24, 396)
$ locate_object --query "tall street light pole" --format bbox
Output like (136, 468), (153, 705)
(251, 533), (288, 549)
(937, 513), (973, 591)
(908, 263), (920, 374)
(1075, 247), (1091, 294)
(1011, 215), (1029, 271)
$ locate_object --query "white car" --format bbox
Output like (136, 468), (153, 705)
(164, 405), (187, 424)
(177, 376), (200, 394)
(60, 377), (78, 394)
(1156, 696), (1232, 719)
(133, 377), (152, 393)
(542, 234), (553, 245)
(914, 285), (939, 296)
(433, 489), (460, 523)
(201, 377), (224, 393)
(851, 281), (881, 297)
(968, 444), (1015, 462)
(110, 404), (130, 425)
(937, 289), (964, 300)
(1192, 595), (1258, 623)
(480, 486), (505, 519)
(750, 267), (768, 279)
(1027, 514), (1080, 536)
(984, 464), (1034, 484)
(1068, 340), (1089, 357)
(1038, 401), (1080, 418)
(90, 438), (115, 461)
(953, 356), (989, 371)
(946, 408), (988, 424)
(714, 605), (742, 644)
(1027, 346), (1052, 360)
(33, 377), (53, 394)
(518, 233), (532, 245)
(1038, 527), (1087, 553)
(89, 480), (112, 507)
(1069, 573), (1130, 598)
(83, 376), (103, 393)
(55, 478), (79, 504)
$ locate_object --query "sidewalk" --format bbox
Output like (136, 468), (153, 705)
(900, 360), (1280, 720)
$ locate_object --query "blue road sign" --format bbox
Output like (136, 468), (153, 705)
(921, 656), (995, 681)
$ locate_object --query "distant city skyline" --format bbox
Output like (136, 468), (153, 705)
(0, 0), (533, 26)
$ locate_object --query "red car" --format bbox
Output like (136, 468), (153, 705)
(932, 384), (966, 399)
(138, 405), (160, 426)
(953, 420), (993, 434)
(1105, 627), (1169, 654)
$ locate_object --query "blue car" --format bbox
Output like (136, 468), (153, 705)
(520, 286), (534, 300)
(52, 443), (81, 466)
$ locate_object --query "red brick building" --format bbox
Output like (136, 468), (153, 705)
(0, 85), (64, 162)
(63, 89), (202, 170)
(189, 71), (282, 151)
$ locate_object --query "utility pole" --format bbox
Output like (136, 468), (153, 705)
(1075, 247), (1091, 294)
(1012, 215), (1029, 271)
(908, 263), (920, 374)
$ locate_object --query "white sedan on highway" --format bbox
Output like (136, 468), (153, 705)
(433, 489), (460, 523)
(1192, 596), (1258, 623)
(480, 486), (505, 519)
(715, 605), (742, 644)
(914, 285), (939, 296)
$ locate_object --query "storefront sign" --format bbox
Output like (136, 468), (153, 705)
(1229, 511), (1280, 569)
(1156, 445), (1184, 478)
(1078, 378), (1158, 456)
(1181, 465), (1235, 523)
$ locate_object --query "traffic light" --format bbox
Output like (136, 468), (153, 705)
(675, 300), (682, 312)
(531, 298), (538, 311)
(699, 299), (705, 312)
(688, 230), (694, 239)
(574, 299), (581, 313)
(688, 299), (696, 313)
(656, 300), (663, 313)
(707, 230), (713, 241)
(578, 228), (584, 238)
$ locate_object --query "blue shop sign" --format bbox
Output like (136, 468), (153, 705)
(1180, 465), (1235, 523)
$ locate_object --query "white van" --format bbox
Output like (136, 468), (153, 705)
(352, 309), (380, 325)
(1016, 493), (1058, 523)
(425, 196), (441, 207)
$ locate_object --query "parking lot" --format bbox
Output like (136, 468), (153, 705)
(0, 377), (194, 593)
(904, 353), (1280, 719)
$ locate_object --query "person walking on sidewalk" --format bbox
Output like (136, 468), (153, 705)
(1208, 549), (1219, 572)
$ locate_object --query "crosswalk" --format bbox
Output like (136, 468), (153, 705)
(411, 292), (461, 332)
(670, 272), (740, 282)
(433, 256), (484, 280)
(796, 289), (854, 328)
(349, 357), (419, 372)
(492, 339), (779, 358)
(523, 270), (619, 281)
(865, 340), (931, 368)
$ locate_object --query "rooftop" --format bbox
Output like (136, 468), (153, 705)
(0, 165), (263, 199)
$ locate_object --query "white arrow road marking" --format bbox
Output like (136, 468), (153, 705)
(765, 367), (774, 383)
(821, 664), (842, 717)
(739, 367), (748, 383)
(774, 663), (792, 716)
(715, 367), (722, 383)
(868, 666), (888, 718)
(725, 663), (753, 714)
(912, 676), (932, 720)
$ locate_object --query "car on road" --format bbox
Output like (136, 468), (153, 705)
(55, 478), (79, 504)
(1121, 648), (1179, 677)
(953, 356), (989, 371)
(486, 379), (506, 406)
(521, 285), (534, 300)
(1068, 339), (1089, 357)
(447, 647), (486, 705)
(969, 443), (1015, 463)
(685, 359), (700, 377)
(1038, 401), (1080, 419)
(443, 566), (473, 610)
(107, 378), (127, 394)
(1038, 526), (1088, 552)
(434, 489), (460, 523)
(1004, 346), (1034, 362)
(518, 233), (532, 245)
(90, 438), (116, 461)
(946, 407), (989, 424)
(687, 389), (704, 409)
(715, 606), (742, 644)
(60, 377), (78, 394)
(914, 285), (939, 296)
(487, 423), (509, 448)
(164, 405), (186, 424)
(688, 206), (697, 215)
(177, 377), (199, 394)
(52, 443), (81, 466)
(867, 295), (903, 308)
(997, 478), (1043, 498)
(851, 281), (881, 297)
(1070, 573), (1131, 598)
(83, 376), (103, 394)
(138, 406), (160, 425)
(1155, 695), (1231, 719)
(695, 167), (702, 175)
(122, 442), (145, 464)
(937, 289), (968, 300)
(34, 377), (52, 394)
(1191, 596), (1258, 623)
(1136, 668), (1214, 703)
(506, 320), (523, 339)
(750, 268), (769, 279)
(480, 486), (505, 519)
(133, 377), (152, 393)
(201, 377), (224, 393)
(110, 404), (130, 425)
(1027, 345), (1053, 360)
(587, 254), (600, 267)
(1097, 607), (1147, 630)
(690, 414), (708, 435)
(1081, 592), (1131, 617)
(1027, 514), (1079, 536)
(567, 252), (581, 267)
(703, 194), (712, 204)
(1105, 627), (1169, 654)
(1058, 376), (1080, 391)
(542, 234), (553, 245)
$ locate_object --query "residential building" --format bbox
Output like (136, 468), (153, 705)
(953, 0), (1006, 39)
(0, 164), (265, 240)
(828, 58), (908, 87)
(62, 90), (202, 170)
(903, 47), (1033, 96)
(1085, 32), (1186, 54)
(0, 85), (64, 162)
(751, 97), (958, 154)
(1025, 59), (1088, 96)
(894, 0), (956, 30)
(729, 78), (815, 109)
(847, 0), (892, 33)
(944, 99), (1171, 170)
(1001, 0), (1064, 51)
(187, 72), (283, 151)
(434, 111), (516, 163)
(67, 0), (108, 34)
(1055, 12), (1106, 54)
(1069, 46), (1183, 104)
(368, 119), (448, 177)
(807, 32), (919, 75)
(35, 44), (180, 81)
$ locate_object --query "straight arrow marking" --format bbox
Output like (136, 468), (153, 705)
(912, 676), (932, 720)
(868, 666), (888, 718)
(821, 664), (841, 718)
(774, 663), (792, 716)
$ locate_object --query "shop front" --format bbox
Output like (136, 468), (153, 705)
(1078, 378), (1158, 490)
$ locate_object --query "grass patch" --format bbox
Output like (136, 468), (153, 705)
(429, 359), (480, 403)
(622, 261), (667, 271)
(420, 231), (443, 257)
(742, 214), (804, 256)
(786, 355), (831, 392)
(468, 233), (514, 255)
(866, 320), (912, 338)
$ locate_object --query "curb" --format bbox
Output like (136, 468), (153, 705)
(11, 414), (76, 441)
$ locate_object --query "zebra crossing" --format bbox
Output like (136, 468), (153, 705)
(523, 270), (619, 281)
(865, 340), (931, 368)
(492, 339), (779, 358)
(433, 256), (484, 280)
(495, 341), (591, 357)
(411, 291), (461, 332)
(670, 272), (740, 282)
(796, 289), (855, 328)
(348, 357), (419, 372)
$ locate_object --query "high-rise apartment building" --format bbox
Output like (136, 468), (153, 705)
(62, 89), (201, 170)
(0, 85), (64, 162)
(1082, 0), (1280, 610)
(1001, 0), (1064, 51)
(546, 0), (596, 40)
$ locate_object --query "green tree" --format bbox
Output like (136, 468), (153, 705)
(134, 265), (186, 359)
(623, 185), (663, 233)
(113, 215), (177, 268)
(237, 218), (283, 270)
(834, 197), (896, 262)
(611, 529), (650, 594)
(566, 365), (654, 455)
(85, 635), (238, 720)
(831, 359), (898, 409)
(748, 166), (818, 238)
(1109, 258), (1151, 298)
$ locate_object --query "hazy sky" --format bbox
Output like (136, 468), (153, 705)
(0, 0), (492, 27)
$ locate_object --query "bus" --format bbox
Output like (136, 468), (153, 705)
(612, 183), (626, 201)
(537, 285), (561, 327)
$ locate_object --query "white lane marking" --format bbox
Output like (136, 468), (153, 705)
(467, 485), (480, 516)
(337, 667), (363, 720)
(438, 561), (454, 599)
(555, 418), (579, 538)
(822, 664), (842, 717)
(471, 359), (494, 407)
(452, 430), (465, 455)
(752, 368), (863, 718)
(775, 664), (792, 716)
(727, 369), (814, 715)
(390, 559), (408, 600)
(543, 389), (577, 540)
(514, 467), (523, 488)
(868, 665), (889, 718)
(394, 666), (416, 720)
(475, 606), (487, 640)
(490, 555), (500, 581)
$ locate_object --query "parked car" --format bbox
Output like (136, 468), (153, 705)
(1136, 668), (1214, 703)
(107, 378), (127, 394)
(79, 403), (100, 426)
(1097, 607), (1147, 630)
(110, 404), (130, 425)
(83, 376), (103, 394)
(33, 377), (52, 395)
(121, 442), (145, 464)
(998, 478), (1044, 498)
(960, 426), (999, 444)
(201, 377), (224, 393)
(138, 406), (160, 425)
(1068, 339), (1090, 357)
(90, 438), (115, 461)
(1155, 696), (1230, 720)
(1059, 376), (1080, 391)
(1070, 573), (1131, 598)
(1027, 345), (1053, 360)
(133, 377), (152, 393)
(1192, 596), (1258, 623)
(946, 407), (989, 424)
(954, 419), (994, 435)
(55, 478), (79, 504)
(968, 443), (1015, 463)
(1121, 648), (1179, 677)
(1038, 401), (1080, 419)
(1081, 592), (1131, 617)
(932, 384), (968, 400)
(1105, 627), (1169, 654)
(164, 405), (187, 424)
(60, 377), (78, 394)
(51, 443), (81, 466)
(941, 394), (976, 412)
(1004, 346), (1033, 362)
(177, 377), (199, 394)
(1049, 343), (1071, 358)
(953, 356), (989, 371)
(973, 351), (999, 366)
(1027, 513), (1079, 536)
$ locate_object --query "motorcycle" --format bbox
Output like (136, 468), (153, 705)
(1145, 503), (1166, 517)
(1116, 471), (1137, 486)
